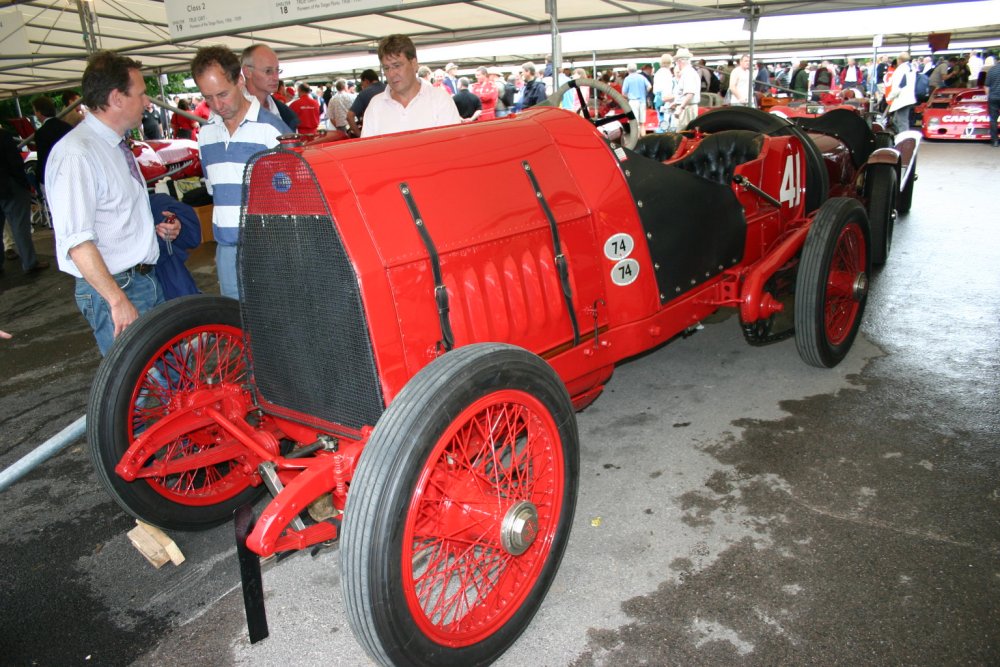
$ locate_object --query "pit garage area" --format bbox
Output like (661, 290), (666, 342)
(0, 134), (997, 663)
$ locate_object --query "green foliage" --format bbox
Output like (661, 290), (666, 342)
(2, 72), (186, 127)
(143, 72), (191, 100)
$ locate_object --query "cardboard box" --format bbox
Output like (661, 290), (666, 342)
(194, 204), (214, 244)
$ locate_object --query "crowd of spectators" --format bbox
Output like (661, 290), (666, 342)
(4, 36), (999, 349)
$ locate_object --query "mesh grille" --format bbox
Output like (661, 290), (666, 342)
(239, 150), (384, 430)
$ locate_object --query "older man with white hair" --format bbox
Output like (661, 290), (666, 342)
(886, 51), (917, 134)
(669, 48), (701, 130)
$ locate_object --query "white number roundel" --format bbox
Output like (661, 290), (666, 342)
(611, 258), (640, 286)
(604, 233), (634, 260)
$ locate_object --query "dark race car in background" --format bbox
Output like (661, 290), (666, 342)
(768, 88), (870, 120)
(920, 87), (990, 141)
(86, 81), (918, 667)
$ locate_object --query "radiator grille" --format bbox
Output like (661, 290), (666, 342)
(239, 150), (384, 430)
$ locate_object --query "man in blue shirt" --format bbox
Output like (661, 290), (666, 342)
(347, 70), (386, 137)
(192, 46), (289, 299)
(622, 63), (652, 137)
(986, 63), (1000, 147)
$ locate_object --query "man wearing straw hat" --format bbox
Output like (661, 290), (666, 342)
(669, 48), (701, 130)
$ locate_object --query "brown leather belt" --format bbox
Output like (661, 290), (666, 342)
(132, 263), (155, 275)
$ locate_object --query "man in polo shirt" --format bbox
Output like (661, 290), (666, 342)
(360, 34), (461, 138)
(192, 45), (289, 299)
(46, 51), (171, 355)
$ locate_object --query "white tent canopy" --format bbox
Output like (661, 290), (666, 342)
(1, 0), (998, 99)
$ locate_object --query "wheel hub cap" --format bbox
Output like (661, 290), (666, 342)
(500, 501), (539, 556)
(853, 272), (869, 300)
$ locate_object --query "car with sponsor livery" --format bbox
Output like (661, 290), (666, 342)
(921, 87), (991, 141)
(86, 81), (918, 667)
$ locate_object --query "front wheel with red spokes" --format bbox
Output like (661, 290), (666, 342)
(795, 197), (871, 368)
(341, 344), (579, 667)
(88, 295), (267, 530)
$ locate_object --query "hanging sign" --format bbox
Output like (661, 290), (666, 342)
(165, 0), (401, 40)
(0, 7), (31, 57)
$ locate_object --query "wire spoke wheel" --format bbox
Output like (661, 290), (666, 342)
(342, 344), (578, 667)
(795, 198), (871, 368)
(88, 295), (266, 530)
(128, 324), (251, 505)
(404, 390), (562, 645)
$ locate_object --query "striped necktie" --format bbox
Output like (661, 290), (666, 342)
(118, 139), (143, 185)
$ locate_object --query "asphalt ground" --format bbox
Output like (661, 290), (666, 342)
(0, 140), (997, 666)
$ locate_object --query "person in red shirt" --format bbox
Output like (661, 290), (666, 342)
(193, 96), (211, 121)
(470, 66), (498, 121)
(170, 98), (200, 140)
(289, 83), (321, 134)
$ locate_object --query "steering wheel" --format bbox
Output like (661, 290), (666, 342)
(541, 77), (640, 149)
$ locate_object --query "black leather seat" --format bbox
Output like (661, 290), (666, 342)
(633, 132), (688, 162)
(672, 130), (764, 186)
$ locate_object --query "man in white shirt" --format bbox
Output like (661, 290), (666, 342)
(886, 52), (917, 134)
(46, 51), (177, 355)
(728, 54), (752, 106)
(326, 79), (354, 133)
(361, 34), (461, 138)
(670, 48), (702, 130)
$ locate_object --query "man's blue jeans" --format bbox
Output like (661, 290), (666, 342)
(216, 243), (239, 300)
(75, 268), (165, 355)
(989, 98), (999, 144)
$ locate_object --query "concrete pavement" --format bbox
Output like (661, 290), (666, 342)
(1, 140), (997, 666)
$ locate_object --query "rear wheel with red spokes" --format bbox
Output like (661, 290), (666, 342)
(342, 344), (579, 666)
(795, 197), (871, 368)
(88, 295), (267, 530)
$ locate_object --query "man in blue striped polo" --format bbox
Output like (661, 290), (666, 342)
(191, 45), (289, 299)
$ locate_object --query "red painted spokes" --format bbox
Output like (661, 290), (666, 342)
(824, 221), (867, 346)
(127, 325), (254, 505)
(402, 390), (564, 647)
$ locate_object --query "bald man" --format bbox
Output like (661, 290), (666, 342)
(240, 44), (299, 132)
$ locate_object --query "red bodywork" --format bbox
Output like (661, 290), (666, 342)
(115, 107), (834, 556)
(921, 87), (990, 141)
(100, 104), (916, 660)
(769, 90), (869, 120)
(132, 138), (202, 184)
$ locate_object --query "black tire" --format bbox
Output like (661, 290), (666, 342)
(342, 343), (579, 667)
(795, 198), (871, 368)
(874, 131), (894, 149)
(898, 156), (916, 214)
(866, 165), (897, 266)
(88, 295), (264, 530)
(689, 107), (829, 212)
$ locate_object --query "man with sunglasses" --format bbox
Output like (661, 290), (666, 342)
(240, 44), (300, 132)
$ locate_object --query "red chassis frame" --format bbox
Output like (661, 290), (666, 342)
(114, 106), (829, 558)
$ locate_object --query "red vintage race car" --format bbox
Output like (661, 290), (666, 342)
(921, 87), (990, 140)
(130, 137), (203, 185)
(768, 88), (870, 120)
(86, 80), (918, 666)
